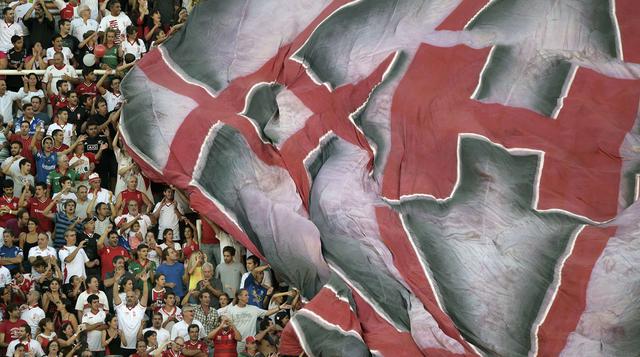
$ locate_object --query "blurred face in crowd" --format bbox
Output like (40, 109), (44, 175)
(223, 251), (233, 264)
(53, 53), (64, 66)
(10, 142), (20, 156)
(31, 96), (41, 112)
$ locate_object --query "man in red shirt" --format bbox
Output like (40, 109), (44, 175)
(114, 176), (153, 215)
(208, 316), (240, 357)
(97, 230), (129, 279)
(21, 183), (54, 233)
(49, 79), (70, 119)
(76, 69), (97, 98)
(0, 180), (19, 227)
(131, 339), (149, 357)
(0, 304), (27, 356)
(8, 122), (35, 166)
(184, 325), (207, 357)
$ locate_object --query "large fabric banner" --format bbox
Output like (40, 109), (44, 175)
(121, 0), (640, 355)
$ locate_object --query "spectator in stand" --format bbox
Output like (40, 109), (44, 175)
(7, 159), (33, 197)
(99, 28), (122, 70)
(35, 318), (55, 350)
(158, 291), (181, 331)
(76, 70), (97, 99)
(156, 247), (185, 298)
(1, 142), (24, 179)
(0, 229), (23, 273)
(46, 34), (75, 67)
(132, 339), (150, 357)
(115, 201), (151, 248)
(11, 0), (33, 43)
(48, 79), (70, 117)
(184, 251), (205, 293)
(113, 271), (149, 356)
(169, 305), (204, 341)
(20, 290), (45, 338)
(143, 10), (167, 44)
(121, 25), (146, 60)
(97, 230), (129, 280)
(4, 207), (28, 237)
(87, 172), (114, 205)
(70, 5), (98, 42)
(4, 124), (32, 167)
(81, 294), (106, 355)
(6, 36), (28, 92)
(75, 275), (108, 317)
(69, 144), (94, 188)
(77, 31), (98, 69)
(240, 256), (272, 290)
(58, 19), (79, 55)
(76, 216), (99, 277)
(0, 8), (23, 53)
(115, 176), (153, 215)
(183, 324), (207, 357)
(13, 103), (44, 137)
(192, 290), (218, 338)
(57, 229), (88, 283)
(97, 70), (124, 111)
(42, 52), (77, 96)
(0, 180), (20, 227)
(142, 312), (171, 347)
(152, 187), (183, 243)
(0, 304), (27, 356)
(20, 183), (54, 234)
(101, 313), (125, 356)
(98, 1), (132, 44)
(30, 134), (57, 184)
(27, 234), (56, 274)
(52, 0), (78, 21)
(86, 201), (113, 236)
(66, 92), (87, 128)
(43, 197), (83, 249)
(198, 216), (221, 267)
(17, 74), (45, 108)
(47, 155), (77, 194)
(84, 119), (116, 190)
(30, 96), (50, 125)
(6, 325), (44, 357)
(24, 42), (48, 71)
(47, 111), (75, 147)
(158, 229), (180, 257)
(22, 1), (54, 50)
(0, 80), (27, 125)
(215, 247), (246, 297)
(208, 315), (240, 357)
(113, 133), (152, 197)
(131, 0), (149, 39)
(181, 219), (198, 261)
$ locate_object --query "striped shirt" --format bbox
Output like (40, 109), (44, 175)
(53, 212), (81, 249)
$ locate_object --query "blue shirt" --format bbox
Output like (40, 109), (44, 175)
(53, 212), (82, 249)
(13, 116), (44, 136)
(35, 151), (57, 183)
(244, 273), (267, 308)
(0, 245), (22, 271)
(156, 262), (185, 297)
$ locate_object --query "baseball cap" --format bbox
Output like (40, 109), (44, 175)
(245, 336), (256, 344)
(89, 173), (100, 182)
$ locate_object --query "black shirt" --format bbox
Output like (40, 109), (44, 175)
(84, 134), (108, 155)
(24, 17), (55, 48)
(6, 48), (27, 91)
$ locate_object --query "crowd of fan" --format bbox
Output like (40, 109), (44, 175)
(0, 0), (301, 356)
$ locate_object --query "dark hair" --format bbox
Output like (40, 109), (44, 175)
(52, 34), (62, 43)
(18, 158), (30, 169)
(10, 140), (23, 149)
(22, 103), (32, 111)
(143, 330), (156, 344)
(137, 243), (148, 252)
(7, 303), (19, 313)
(56, 80), (68, 91)
(87, 294), (99, 304)
(86, 120), (98, 128)
(95, 202), (107, 213)
(3, 179), (13, 189)
(23, 324), (31, 335)
(10, 35), (21, 44)
(187, 324), (199, 333)
(2, 7), (11, 15)
(154, 273), (165, 285)
(82, 68), (93, 77)
(162, 228), (173, 239)
(57, 108), (69, 117)
(126, 25), (136, 35)
(35, 182), (47, 190)
(30, 93), (42, 102)
(58, 19), (70, 28)
(52, 129), (63, 137)
(112, 255), (125, 265)
(223, 246), (236, 256)
(124, 53), (135, 64)
(105, 313), (117, 325)
(247, 255), (259, 266)
(60, 176), (71, 185)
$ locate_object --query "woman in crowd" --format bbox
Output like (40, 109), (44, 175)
(102, 313), (125, 356)
(37, 318), (57, 351)
(43, 278), (67, 315)
(17, 73), (45, 106)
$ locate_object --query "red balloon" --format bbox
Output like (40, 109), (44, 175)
(94, 44), (106, 58)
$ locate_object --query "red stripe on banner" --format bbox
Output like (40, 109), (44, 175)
(436, 0), (488, 31)
(279, 322), (304, 356)
(304, 287), (364, 335)
(616, 0), (640, 63)
(536, 226), (615, 356)
(375, 207), (477, 355)
(383, 43), (640, 222)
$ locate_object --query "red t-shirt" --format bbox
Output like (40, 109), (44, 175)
(75, 82), (97, 98)
(52, 144), (70, 153)
(59, 3), (75, 20)
(120, 190), (144, 214)
(182, 241), (199, 261)
(49, 94), (68, 118)
(0, 195), (19, 227)
(0, 319), (27, 355)
(98, 246), (130, 279)
(184, 339), (207, 354)
(161, 350), (184, 357)
(212, 329), (237, 357)
(9, 134), (35, 166)
(26, 197), (55, 233)
(200, 220), (219, 245)
(151, 288), (165, 311)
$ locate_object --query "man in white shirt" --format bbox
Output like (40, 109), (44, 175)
(75, 275), (109, 318)
(1, 142), (23, 178)
(169, 305), (205, 340)
(98, 1), (131, 44)
(45, 34), (74, 66)
(142, 312), (171, 346)
(42, 52), (77, 95)
(96, 70), (123, 111)
(87, 173), (114, 204)
(239, 255), (272, 289)
(58, 229), (89, 283)
(28, 233), (56, 274)
(115, 201), (151, 237)
(0, 8), (23, 52)
(82, 294), (106, 353)
(152, 187), (183, 242)
(20, 290), (45, 338)
(0, 265), (10, 287)
(9, 0), (33, 36)
(70, 5), (98, 41)
(0, 80), (27, 124)
(6, 325), (44, 357)
(113, 271), (149, 355)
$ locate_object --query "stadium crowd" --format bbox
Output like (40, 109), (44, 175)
(0, 0), (301, 356)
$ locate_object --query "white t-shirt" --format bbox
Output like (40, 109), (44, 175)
(0, 91), (26, 123)
(43, 65), (77, 95)
(0, 21), (23, 52)
(169, 319), (205, 340)
(0, 266), (10, 288)
(158, 306), (182, 325)
(28, 245), (57, 274)
(102, 90), (123, 112)
(121, 38), (146, 59)
(82, 309), (106, 351)
(55, 192), (77, 212)
(21, 306), (46, 338)
(77, 0), (98, 20)
(115, 302), (146, 349)
(58, 245), (89, 283)
(16, 88), (45, 105)
(115, 213), (151, 237)
(87, 188), (114, 205)
(98, 13), (132, 43)
(10, 2), (33, 35)
(6, 338), (44, 357)
(158, 242), (181, 252)
(46, 122), (74, 146)
(45, 47), (74, 66)
(75, 290), (109, 314)
(219, 304), (266, 340)
(70, 17), (99, 41)
(142, 327), (170, 346)
(154, 202), (182, 241)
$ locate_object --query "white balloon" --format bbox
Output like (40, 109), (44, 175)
(83, 54), (96, 67)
